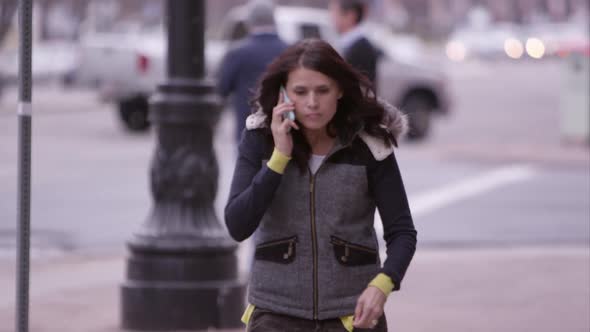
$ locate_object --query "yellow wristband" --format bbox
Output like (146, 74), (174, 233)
(368, 273), (395, 297)
(266, 148), (291, 174)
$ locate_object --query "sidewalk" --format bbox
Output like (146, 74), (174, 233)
(1, 246), (588, 332)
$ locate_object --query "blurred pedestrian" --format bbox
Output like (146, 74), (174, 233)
(225, 39), (416, 332)
(329, 0), (381, 86)
(217, 0), (288, 143)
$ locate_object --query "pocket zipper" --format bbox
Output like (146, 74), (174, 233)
(256, 236), (297, 249)
(330, 236), (378, 259)
(283, 241), (294, 260)
(256, 236), (297, 261)
(342, 245), (350, 262)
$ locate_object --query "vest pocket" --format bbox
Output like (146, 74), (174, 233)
(330, 235), (377, 266)
(255, 236), (298, 264)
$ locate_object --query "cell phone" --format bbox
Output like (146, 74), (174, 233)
(280, 85), (296, 121)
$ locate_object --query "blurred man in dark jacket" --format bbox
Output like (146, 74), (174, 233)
(329, 0), (381, 86)
(217, 0), (288, 142)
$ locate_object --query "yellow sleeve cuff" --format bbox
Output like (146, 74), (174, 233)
(241, 304), (255, 325)
(340, 315), (354, 332)
(341, 274), (394, 331)
(368, 273), (395, 297)
(266, 148), (291, 174)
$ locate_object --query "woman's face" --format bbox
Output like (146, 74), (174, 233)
(285, 67), (342, 132)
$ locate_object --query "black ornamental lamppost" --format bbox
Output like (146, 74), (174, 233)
(120, 1), (245, 330)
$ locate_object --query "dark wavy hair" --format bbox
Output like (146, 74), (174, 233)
(252, 38), (395, 171)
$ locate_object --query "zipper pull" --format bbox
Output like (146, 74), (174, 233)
(341, 245), (349, 262)
(283, 241), (294, 260)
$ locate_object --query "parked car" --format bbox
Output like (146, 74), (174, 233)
(364, 22), (451, 138)
(76, 6), (451, 139)
(0, 41), (79, 84)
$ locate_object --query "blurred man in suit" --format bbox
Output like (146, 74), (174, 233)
(329, 0), (381, 86)
(217, 0), (288, 142)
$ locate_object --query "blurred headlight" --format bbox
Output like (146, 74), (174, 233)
(526, 38), (545, 59)
(446, 41), (467, 62)
(504, 38), (524, 59)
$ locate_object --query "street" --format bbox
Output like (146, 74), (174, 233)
(1, 60), (587, 252)
(0, 59), (589, 331)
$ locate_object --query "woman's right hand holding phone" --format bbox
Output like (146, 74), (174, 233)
(271, 90), (299, 157)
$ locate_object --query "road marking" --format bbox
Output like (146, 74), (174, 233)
(375, 164), (537, 257)
(409, 164), (536, 217)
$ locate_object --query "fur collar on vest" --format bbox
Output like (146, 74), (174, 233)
(245, 99), (407, 161)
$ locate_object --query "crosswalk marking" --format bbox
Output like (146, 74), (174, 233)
(375, 164), (537, 259)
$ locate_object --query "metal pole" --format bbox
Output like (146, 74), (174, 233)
(16, 0), (33, 332)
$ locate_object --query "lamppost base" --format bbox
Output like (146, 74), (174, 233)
(121, 248), (246, 331)
(121, 281), (245, 331)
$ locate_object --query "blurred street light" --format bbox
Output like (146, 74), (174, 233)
(446, 40), (467, 62)
(526, 37), (546, 59)
(504, 38), (524, 59)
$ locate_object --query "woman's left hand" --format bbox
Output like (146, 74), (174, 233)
(353, 286), (386, 329)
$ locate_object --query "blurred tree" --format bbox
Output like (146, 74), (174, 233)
(0, 0), (17, 46)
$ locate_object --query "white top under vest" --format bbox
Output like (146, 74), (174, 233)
(309, 154), (326, 175)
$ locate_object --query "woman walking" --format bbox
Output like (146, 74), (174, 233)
(225, 38), (417, 332)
